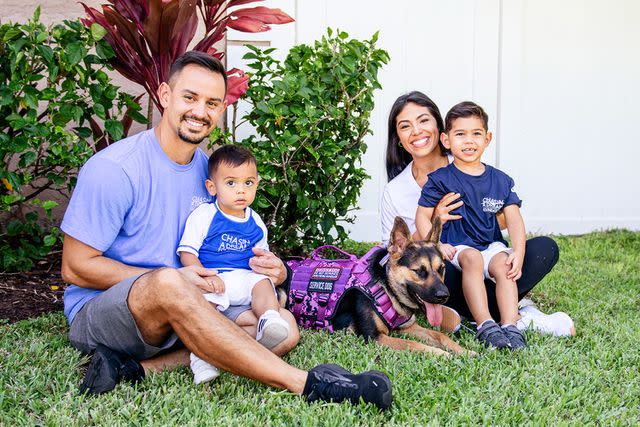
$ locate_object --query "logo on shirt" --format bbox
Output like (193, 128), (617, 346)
(217, 234), (251, 252)
(191, 195), (212, 211)
(482, 197), (504, 213)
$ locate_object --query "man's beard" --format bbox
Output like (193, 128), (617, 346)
(177, 115), (211, 145)
(177, 128), (207, 145)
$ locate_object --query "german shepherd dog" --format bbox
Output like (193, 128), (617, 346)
(281, 216), (472, 357)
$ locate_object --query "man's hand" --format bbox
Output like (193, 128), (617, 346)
(249, 248), (287, 286)
(439, 243), (457, 261)
(505, 250), (524, 281)
(177, 265), (219, 294)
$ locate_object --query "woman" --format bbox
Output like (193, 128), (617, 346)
(380, 91), (574, 336)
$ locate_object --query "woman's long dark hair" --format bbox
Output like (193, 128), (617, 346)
(386, 91), (446, 181)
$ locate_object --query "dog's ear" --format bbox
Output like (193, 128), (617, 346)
(425, 216), (442, 244)
(389, 216), (412, 254)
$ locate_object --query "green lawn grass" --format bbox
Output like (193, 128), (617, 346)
(1, 231), (639, 425)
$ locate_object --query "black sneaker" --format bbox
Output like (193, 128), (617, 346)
(502, 324), (527, 349)
(303, 364), (392, 410)
(80, 345), (145, 395)
(475, 320), (511, 349)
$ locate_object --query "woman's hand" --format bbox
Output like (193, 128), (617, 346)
(432, 192), (463, 225)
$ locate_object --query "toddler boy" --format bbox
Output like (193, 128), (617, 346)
(178, 145), (289, 383)
(415, 101), (527, 349)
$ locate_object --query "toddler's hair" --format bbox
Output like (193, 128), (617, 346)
(445, 101), (489, 132)
(208, 145), (257, 178)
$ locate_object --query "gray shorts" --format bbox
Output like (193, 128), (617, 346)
(222, 304), (251, 322)
(68, 275), (180, 360)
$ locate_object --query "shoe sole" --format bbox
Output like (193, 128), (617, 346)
(194, 369), (220, 385)
(439, 306), (461, 333)
(80, 350), (117, 394)
(257, 323), (289, 349)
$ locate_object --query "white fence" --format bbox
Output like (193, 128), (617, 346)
(228, 0), (640, 241)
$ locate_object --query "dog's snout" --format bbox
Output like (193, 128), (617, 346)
(435, 288), (449, 299)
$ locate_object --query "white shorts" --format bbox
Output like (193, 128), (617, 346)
(450, 242), (513, 281)
(202, 269), (273, 311)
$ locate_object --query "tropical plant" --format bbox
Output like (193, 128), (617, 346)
(80, 0), (294, 116)
(0, 9), (145, 271)
(228, 29), (389, 255)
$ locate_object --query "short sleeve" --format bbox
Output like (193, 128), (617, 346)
(252, 211), (270, 251)
(177, 204), (216, 256)
(503, 175), (522, 208)
(418, 175), (446, 208)
(60, 156), (133, 252)
(380, 186), (399, 245)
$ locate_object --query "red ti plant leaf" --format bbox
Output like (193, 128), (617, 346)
(230, 6), (295, 26)
(225, 68), (249, 105)
(82, 0), (294, 113)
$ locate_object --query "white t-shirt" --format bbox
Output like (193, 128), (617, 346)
(380, 157), (453, 245)
(380, 162), (422, 246)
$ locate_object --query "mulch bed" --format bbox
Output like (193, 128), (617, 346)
(0, 251), (66, 323)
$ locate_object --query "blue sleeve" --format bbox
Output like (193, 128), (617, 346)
(60, 156), (133, 252)
(418, 175), (446, 207)
(503, 174), (522, 208)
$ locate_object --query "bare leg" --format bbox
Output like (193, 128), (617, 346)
(234, 308), (300, 357)
(128, 268), (307, 393)
(251, 279), (280, 318)
(458, 249), (492, 326)
(140, 348), (190, 373)
(488, 252), (519, 325)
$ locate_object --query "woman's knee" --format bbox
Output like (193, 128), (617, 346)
(525, 236), (560, 269)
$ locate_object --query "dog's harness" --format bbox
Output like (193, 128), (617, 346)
(286, 245), (412, 332)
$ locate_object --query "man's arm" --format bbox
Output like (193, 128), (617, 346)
(503, 205), (526, 281)
(61, 234), (150, 289)
(249, 248), (287, 286)
(62, 234), (222, 293)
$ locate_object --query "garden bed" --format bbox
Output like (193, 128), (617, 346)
(0, 251), (64, 323)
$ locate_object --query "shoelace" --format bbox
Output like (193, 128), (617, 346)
(311, 375), (358, 402)
(477, 323), (509, 345)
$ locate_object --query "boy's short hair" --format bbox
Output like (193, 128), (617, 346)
(168, 51), (227, 88)
(208, 145), (257, 178)
(445, 101), (489, 132)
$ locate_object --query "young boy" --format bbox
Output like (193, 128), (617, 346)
(415, 101), (527, 350)
(178, 145), (290, 383)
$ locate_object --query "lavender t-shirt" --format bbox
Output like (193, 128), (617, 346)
(61, 129), (211, 323)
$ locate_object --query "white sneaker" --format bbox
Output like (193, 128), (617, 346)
(517, 305), (575, 337)
(190, 353), (220, 384)
(518, 298), (536, 309)
(256, 310), (290, 349)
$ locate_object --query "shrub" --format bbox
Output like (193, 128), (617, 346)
(229, 29), (389, 255)
(0, 8), (145, 271)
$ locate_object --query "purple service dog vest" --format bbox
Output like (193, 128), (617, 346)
(286, 245), (412, 332)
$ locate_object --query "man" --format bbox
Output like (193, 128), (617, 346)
(60, 51), (392, 409)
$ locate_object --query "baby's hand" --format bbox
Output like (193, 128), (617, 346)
(439, 243), (457, 261)
(505, 251), (524, 281)
(209, 276), (225, 294)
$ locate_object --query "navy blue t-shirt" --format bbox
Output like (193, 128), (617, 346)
(418, 163), (522, 250)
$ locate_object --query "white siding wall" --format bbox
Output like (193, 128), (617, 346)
(224, 0), (640, 240)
